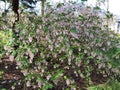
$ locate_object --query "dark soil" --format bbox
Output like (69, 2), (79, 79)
(0, 56), (107, 90)
(0, 56), (24, 90)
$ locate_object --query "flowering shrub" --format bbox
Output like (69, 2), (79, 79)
(3, 1), (120, 90)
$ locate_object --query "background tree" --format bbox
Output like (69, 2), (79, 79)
(41, 0), (46, 16)
(12, 0), (19, 21)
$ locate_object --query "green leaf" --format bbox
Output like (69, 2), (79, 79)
(57, 3), (62, 8)
(0, 76), (3, 79)
(44, 26), (48, 32)
(0, 70), (4, 75)
(50, 69), (63, 81)
(94, 6), (101, 10)
(81, 0), (87, 2)
(1, 88), (6, 90)
(48, 84), (54, 89)
(64, 76), (67, 79)
(42, 83), (53, 90)
(78, 14), (86, 20)
(70, 28), (77, 33)
(12, 50), (17, 56)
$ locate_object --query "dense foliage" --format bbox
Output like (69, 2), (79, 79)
(0, 1), (120, 90)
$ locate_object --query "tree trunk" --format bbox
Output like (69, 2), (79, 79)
(41, 0), (45, 17)
(12, 0), (19, 21)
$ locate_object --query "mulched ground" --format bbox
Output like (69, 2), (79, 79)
(0, 56), (107, 90)
(0, 56), (25, 90)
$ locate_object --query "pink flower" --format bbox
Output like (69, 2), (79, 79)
(63, 0), (66, 3)
(9, 55), (14, 62)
